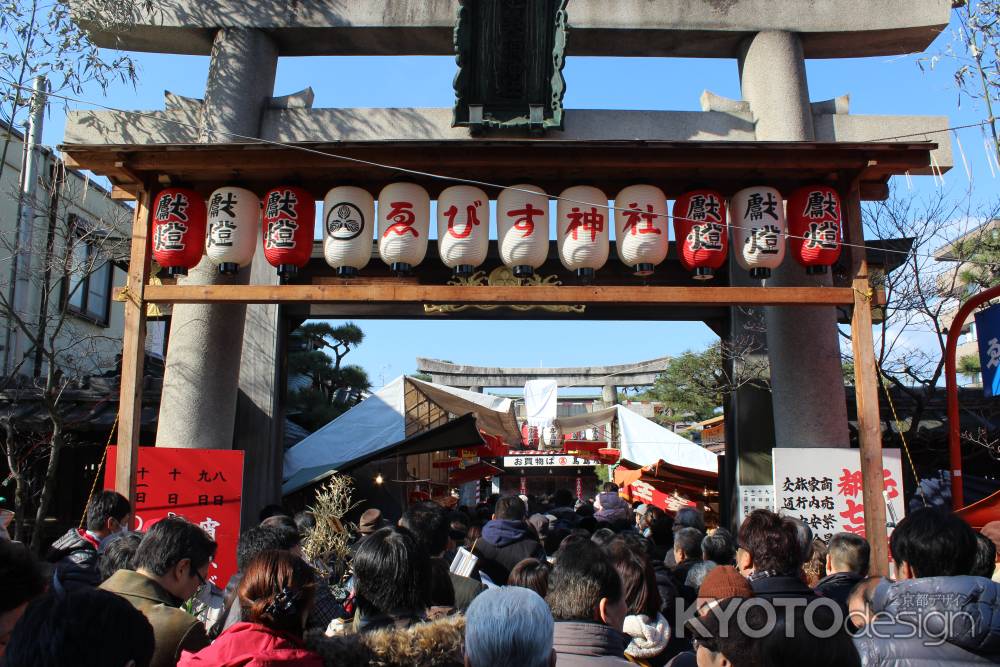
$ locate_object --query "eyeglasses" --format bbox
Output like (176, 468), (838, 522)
(194, 568), (207, 587)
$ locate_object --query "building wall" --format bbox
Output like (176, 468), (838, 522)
(1, 128), (137, 380)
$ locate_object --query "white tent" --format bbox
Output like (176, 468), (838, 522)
(282, 376), (520, 494)
(554, 405), (718, 473)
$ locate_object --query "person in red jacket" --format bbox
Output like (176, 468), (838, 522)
(179, 550), (322, 667)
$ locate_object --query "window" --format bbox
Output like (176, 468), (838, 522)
(64, 217), (113, 327)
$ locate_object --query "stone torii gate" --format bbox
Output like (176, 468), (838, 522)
(64, 1), (953, 564)
(416, 356), (672, 405)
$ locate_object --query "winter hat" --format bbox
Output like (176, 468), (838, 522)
(358, 508), (384, 535)
(527, 513), (549, 540)
(697, 565), (753, 601)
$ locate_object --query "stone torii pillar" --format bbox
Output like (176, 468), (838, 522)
(738, 31), (851, 450)
(156, 28), (279, 517)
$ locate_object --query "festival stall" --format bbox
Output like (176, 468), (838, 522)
(500, 404), (719, 500)
(282, 376), (520, 517)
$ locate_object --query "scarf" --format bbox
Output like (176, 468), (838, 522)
(622, 613), (671, 659)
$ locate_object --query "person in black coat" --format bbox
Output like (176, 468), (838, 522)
(669, 527), (704, 608)
(46, 491), (130, 592)
(473, 495), (545, 585)
(737, 509), (819, 603)
(814, 532), (869, 615)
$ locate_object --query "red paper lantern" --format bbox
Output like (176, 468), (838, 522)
(596, 448), (621, 464)
(787, 185), (843, 274)
(261, 186), (315, 281)
(151, 188), (207, 277)
(672, 189), (728, 280)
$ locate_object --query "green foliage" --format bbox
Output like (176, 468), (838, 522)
(594, 465), (611, 484)
(1, 1), (149, 112)
(637, 343), (725, 423)
(287, 322), (371, 432)
(959, 354), (982, 382)
(951, 228), (1000, 295)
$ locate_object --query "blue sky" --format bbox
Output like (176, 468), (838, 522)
(37, 16), (998, 391)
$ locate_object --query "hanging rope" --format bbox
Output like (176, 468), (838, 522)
(78, 411), (120, 530)
(882, 378), (928, 508)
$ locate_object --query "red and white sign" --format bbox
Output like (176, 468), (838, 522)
(629, 480), (696, 512)
(772, 448), (904, 542)
(105, 447), (244, 588)
(503, 453), (602, 467)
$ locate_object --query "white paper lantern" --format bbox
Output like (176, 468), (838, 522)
(731, 186), (787, 280)
(205, 186), (260, 275)
(557, 185), (609, 281)
(322, 186), (374, 277)
(377, 182), (430, 275)
(498, 184), (549, 278)
(437, 185), (490, 277)
(614, 184), (668, 276)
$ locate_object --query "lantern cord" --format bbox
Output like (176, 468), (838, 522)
(117, 283), (143, 309)
(881, 374), (928, 508)
(78, 411), (120, 530)
(4, 79), (1000, 269)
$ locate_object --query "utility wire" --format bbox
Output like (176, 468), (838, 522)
(3, 78), (997, 269)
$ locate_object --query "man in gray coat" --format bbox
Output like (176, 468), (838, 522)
(852, 508), (1000, 665)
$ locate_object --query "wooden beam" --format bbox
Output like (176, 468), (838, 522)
(844, 176), (889, 577)
(116, 186), (152, 516)
(110, 185), (138, 201)
(58, 140), (933, 202)
(135, 283), (857, 307)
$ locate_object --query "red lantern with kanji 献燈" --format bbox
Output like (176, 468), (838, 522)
(261, 186), (315, 281)
(787, 185), (843, 274)
(151, 188), (207, 277)
(672, 189), (728, 281)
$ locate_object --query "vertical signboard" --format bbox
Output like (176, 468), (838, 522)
(106, 447), (244, 588)
(772, 448), (903, 542)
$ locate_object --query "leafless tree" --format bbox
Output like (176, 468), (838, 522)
(846, 185), (1000, 458)
(0, 160), (131, 549)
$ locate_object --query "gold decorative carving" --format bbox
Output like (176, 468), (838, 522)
(423, 266), (586, 314)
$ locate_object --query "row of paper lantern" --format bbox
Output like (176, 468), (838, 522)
(150, 183), (843, 282)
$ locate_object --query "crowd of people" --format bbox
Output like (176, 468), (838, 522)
(2, 481), (1000, 666)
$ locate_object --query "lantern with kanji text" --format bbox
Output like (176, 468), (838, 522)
(614, 184), (668, 276)
(205, 186), (260, 275)
(673, 188), (728, 280)
(557, 185), (609, 282)
(787, 185), (843, 274)
(731, 185), (786, 280)
(323, 186), (374, 277)
(261, 186), (314, 281)
(437, 185), (490, 277)
(152, 187), (207, 277)
(377, 182), (430, 275)
(498, 184), (549, 278)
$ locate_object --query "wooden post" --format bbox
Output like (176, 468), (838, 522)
(116, 185), (152, 514)
(843, 176), (889, 576)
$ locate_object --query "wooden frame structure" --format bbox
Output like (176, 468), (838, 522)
(61, 138), (936, 576)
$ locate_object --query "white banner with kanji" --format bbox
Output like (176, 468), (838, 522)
(772, 448), (904, 542)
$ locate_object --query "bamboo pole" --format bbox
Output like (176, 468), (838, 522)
(844, 176), (889, 576)
(116, 185), (152, 513)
